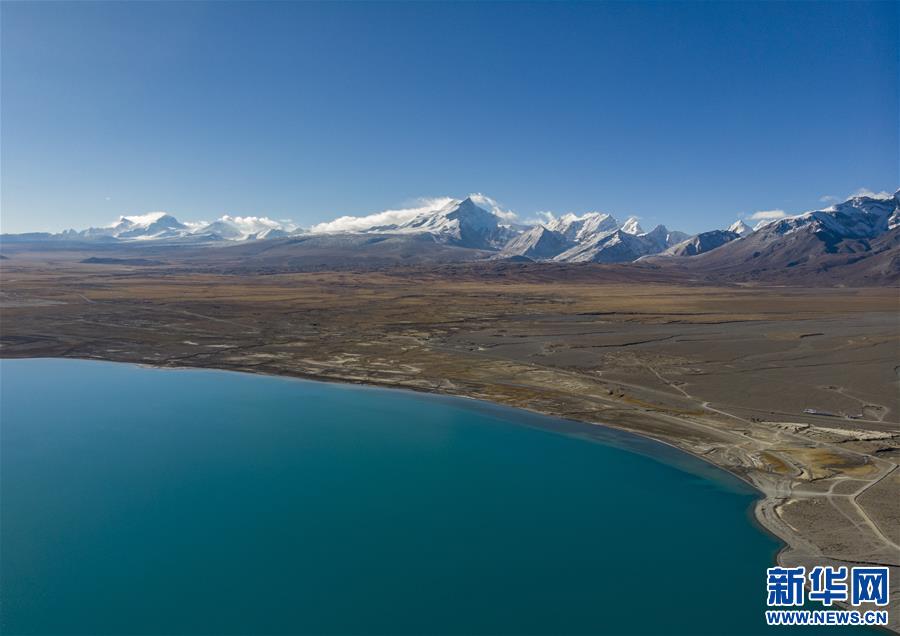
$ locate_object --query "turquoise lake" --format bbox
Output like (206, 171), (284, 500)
(0, 358), (863, 634)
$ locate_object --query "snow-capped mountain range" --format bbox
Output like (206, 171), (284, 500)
(67, 212), (302, 242)
(642, 189), (900, 284)
(751, 191), (899, 239)
(546, 212), (620, 241)
(5, 190), (899, 269)
(15, 197), (692, 263)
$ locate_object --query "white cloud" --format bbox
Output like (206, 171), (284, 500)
(115, 211), (172, 227)
(850, 188), (892, 200)
(521, 211), (556, 226)
(310, 197), (456, 233)
(819, 195), (838, 204)
(221, 215), (295, 233)
(748, 209), (787, 222)
(468, 193), (517, 221)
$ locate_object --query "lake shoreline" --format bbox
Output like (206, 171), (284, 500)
(2, 356), (802, 634)
(0, 356), (818, 568)
(4, 352), (897, 630)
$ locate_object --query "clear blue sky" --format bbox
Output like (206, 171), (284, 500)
(2, 1), (897, 234)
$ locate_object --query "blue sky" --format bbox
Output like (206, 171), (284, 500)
(2, 1), (897, 234)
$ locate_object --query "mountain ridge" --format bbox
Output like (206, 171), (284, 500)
(3, 190), (898, 282)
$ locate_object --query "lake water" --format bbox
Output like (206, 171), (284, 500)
(0, 359), (861, 634)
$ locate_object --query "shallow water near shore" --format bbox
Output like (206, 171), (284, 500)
(0, 358), (866, 634)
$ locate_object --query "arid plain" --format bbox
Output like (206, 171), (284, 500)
(2, 250), (898, 627)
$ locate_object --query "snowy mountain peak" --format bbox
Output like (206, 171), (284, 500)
(500, 225), (572, 259)
(621, 217), (644, 235)
(410, 197), (507, 248)
(88, 211), (189, 240)
(728, 219), (753, 236)
(663, 229), (740, 257)
(545, 211), (619, 242)
(445, 197), (496, 225)
(639, 225), (689, 252)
